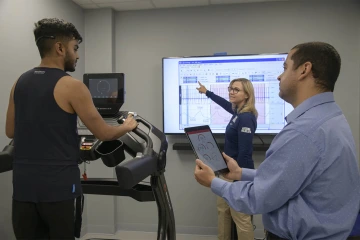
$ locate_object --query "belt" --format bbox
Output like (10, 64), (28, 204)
(266, 231), (288, 240)
(347, 237), (360, 240)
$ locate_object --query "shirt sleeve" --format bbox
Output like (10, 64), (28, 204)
(241, 168), (256, 181)
(210, 128), (320, 215)
(236, 113), (256, 167)
(206, 90), (233, 114)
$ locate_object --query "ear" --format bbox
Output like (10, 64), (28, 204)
(298, 62), (312, 81)
(54, 42), (66, 56)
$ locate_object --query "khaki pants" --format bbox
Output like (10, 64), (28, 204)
(217, 175), (254, 240)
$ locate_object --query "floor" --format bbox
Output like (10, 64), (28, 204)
(81, 231), (218, 240)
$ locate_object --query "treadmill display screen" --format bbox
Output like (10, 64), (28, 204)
(89, 78), (118, 99)
(83, 73), (125, 116)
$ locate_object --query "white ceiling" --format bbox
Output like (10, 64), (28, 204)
(71, 0), (293, 11)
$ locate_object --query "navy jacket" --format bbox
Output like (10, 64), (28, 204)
(206, 90), (256, 169)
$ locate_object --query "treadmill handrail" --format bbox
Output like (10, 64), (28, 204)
(0, 143), (14, 173)
(118, 116), (153, 149)
(132, 127), (153, 149)
(137, 117), (168, 154)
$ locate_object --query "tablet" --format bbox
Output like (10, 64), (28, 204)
(184, 125), (229, 174)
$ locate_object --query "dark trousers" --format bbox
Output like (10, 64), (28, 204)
(266, 231), (288, 240)
(12, 199), (75, 240)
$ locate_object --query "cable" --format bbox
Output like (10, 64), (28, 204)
(254, 134), (265, 145)
(81, 157), (90, 164)
(78, 157), (90, 165)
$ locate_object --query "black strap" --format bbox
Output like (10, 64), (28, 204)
(74, 194), (84, 238)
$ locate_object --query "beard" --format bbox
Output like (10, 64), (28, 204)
(64, 52), (76, 72)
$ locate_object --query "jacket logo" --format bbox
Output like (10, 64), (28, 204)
(241, 127), (251, 133)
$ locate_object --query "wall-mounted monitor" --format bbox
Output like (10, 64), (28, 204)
(162, 53), (293, 135)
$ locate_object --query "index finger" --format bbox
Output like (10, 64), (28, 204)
(198, 81), (202, 86)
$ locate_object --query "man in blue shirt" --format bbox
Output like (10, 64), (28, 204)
(194, 41), (360, 240)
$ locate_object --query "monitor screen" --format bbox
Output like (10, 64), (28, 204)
(162, 53), (293, 134)
(89, 78), (118, 99)
(83, 73), (125, 116)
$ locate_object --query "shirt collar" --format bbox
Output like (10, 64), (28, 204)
(285, 92), (335, 123)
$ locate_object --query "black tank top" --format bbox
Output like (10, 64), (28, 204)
(13, 67), (81, 202)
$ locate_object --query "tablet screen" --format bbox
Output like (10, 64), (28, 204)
(186, 128), (227, 172)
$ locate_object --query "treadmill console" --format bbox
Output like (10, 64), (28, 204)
(79, 73), (126, 161)
(83, 73), (125, 116)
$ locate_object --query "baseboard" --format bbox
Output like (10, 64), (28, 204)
(116, 223), (217, 235)
(82, 231), (218, 240)
(86, 225), (117, 235)
(83, 223), (264, 239)
(78, 226), (88, 239)
(116, 223), (157, 233)
(176, 225), (217, 235)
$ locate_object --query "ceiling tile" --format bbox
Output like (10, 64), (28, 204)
(210, 0), (287, 4)
(71, 0), (291, 11)
(92, 0), (142, 3)
(73, 0), (93, 4)
(80, 3), (100, 8)
(152, 0), (209, 8)
(97, 1), (155, 11)
(210, 0), (244, 3)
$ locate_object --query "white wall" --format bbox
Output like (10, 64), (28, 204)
(0, 0), (85, 238)
(105, 0), (359, 237)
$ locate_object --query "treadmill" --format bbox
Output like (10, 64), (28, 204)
(0, 73), (176, 240)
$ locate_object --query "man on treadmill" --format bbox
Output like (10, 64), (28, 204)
(5, 18), (138, 240)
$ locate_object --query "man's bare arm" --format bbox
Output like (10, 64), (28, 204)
(67, 77), (137, 141)
(5, 81), (17, 139)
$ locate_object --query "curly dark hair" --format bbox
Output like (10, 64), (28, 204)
(291, 42), (341, 92)
(33, 18), (83, 58)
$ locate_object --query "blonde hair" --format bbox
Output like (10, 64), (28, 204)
(230, 78), (258, 119)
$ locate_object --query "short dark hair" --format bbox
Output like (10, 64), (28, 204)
(291, 42), (341, 92)
(33, 18), (83, 58)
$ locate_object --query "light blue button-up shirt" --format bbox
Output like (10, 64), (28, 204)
(211, 92), (360, 240)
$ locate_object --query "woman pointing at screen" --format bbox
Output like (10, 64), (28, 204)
(197, 78), (257, 240)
